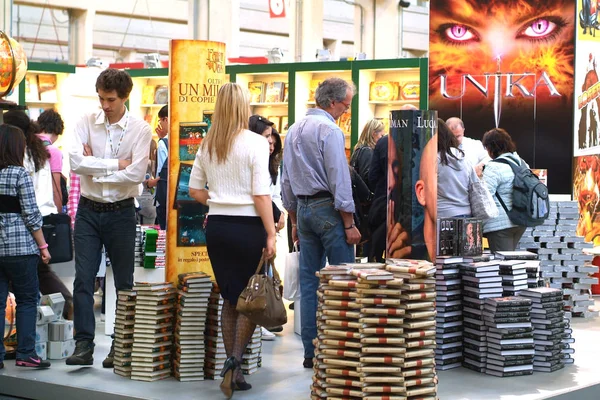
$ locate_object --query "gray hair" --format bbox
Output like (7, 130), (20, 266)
(315, 78), (356, 109)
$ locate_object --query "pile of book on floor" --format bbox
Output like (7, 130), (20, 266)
(310, 260), (438, 399)
(517, 201), (598, 318)
(130, 282), (176, 382)
(483, 297), (534, 377)
(204, 287), (226, 379)
(520, 287), (573, 371)
(173, 272), (212, 381)
(434, 254), (464, 370)
(144, 229), (167, 269)
(461, 259), (502, 373)
(495, 251), (539, 296)
(242, 326), (262, 375)
(113, 290), (136, 377)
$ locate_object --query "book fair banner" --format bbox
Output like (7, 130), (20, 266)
(166, 40), (226, 284)
(428, 0), (576, 195)
(572, 1), (600, 245)
(387, 110), (438, 262)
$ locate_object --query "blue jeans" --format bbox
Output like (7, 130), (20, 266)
(73, 203), (136, 342)
(297, 198), (354, 359)
(0, 254), (40, 361)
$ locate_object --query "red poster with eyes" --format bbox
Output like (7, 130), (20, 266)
(428, 0), (576, 195)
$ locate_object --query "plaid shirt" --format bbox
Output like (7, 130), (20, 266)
(67, 171), (81, 230)
(0, 166), (43, 257)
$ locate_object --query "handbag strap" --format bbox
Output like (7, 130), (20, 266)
(254, 253), (282, 282)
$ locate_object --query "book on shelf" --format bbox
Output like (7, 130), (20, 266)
(400, 81), (420, 101)
(142, 86), (156, 105)
(268, 116), (282, 132)
(248, 82), (265, 103)
(25, 74), (39, 102)
(369, 81), (400, 101)
(281, 116), (289, 134)
(37, 74), (57, 103)
(265, 82), (285, 103)
(309, 80), (322, 101)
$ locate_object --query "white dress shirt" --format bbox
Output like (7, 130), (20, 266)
(460, 136), (491, 167)
(69, 109), (153, 203)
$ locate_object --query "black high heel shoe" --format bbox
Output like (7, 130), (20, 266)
(220, 356), (238, 399)
(235, 380), (252, 391)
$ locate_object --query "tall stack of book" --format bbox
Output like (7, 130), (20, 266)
(134, 226), (144, 267)
(519, 288), (572, 371)
(204, 287), (226, 379)
(113, 290), (136, 377)
(483, 297), (534, 377)
(387, 259), (438, 399)
(173, 272), (212, 381)
(517, 201), (598, 318)
(434, 255), (464, 370)
(241, 327), (262, 375)
(130, 282), (176, 382)
(460, 260), (503, 373)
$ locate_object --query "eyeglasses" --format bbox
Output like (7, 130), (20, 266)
(338, 100), (351, 110)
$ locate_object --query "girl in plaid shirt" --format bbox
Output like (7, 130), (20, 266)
(0, 124), (51, 369)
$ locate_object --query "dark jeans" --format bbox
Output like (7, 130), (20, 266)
(156, 204), (166, 230)
(0, 254), (40, 361)
(73, 203), (136, 342)
(38, 260), (73, 319)
(486, 226), (527, 252)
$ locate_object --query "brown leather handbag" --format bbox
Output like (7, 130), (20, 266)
(236, 254), (287, 328)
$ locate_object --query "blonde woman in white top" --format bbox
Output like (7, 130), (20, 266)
(189, 82), (275, 399)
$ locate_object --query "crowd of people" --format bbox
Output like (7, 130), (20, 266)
(0, 70), (531, 399)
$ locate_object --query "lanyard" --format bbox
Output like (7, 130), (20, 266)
(105, 110), (130, 158)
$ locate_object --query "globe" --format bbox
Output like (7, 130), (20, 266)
(0, 31), (27, 100)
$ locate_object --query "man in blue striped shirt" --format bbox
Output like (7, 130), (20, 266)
(281, 77), (361, 368)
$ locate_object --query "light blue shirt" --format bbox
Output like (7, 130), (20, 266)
(281, 108), (354, 213)
(157, 135), (168, 174)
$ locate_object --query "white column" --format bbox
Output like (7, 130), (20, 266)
(354, 0), (374, 58)
(374, 0), (400, 59)
(68, 8), (95, 65)
(289, 0), (324, 62)
(188, 0), (208, 40)
(0, 0), (11, 35)
(207, 0), (240, 58)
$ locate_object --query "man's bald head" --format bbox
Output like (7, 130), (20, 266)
(446, 117), (465, 145)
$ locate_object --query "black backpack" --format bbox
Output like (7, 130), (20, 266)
(492, 157), (549, 227)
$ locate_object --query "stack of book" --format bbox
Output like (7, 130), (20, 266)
(525, 261), (542, 289)
(387, 259), (438, 399)
(483, 297), (534, 377)
(517, 201), (598, 318)
(241, 327), (263, 375)
(498, 260), (529, 296)
(173, 272), (212, 381)
(434, 255), (464, 370)
(134, 225), (144, 268)
(113, 290), (137, 377)
(204, 287), (226, 379)
(519, 288), (571, 371)
(130, 282), (176, 382)
(460, 260), (502, 373)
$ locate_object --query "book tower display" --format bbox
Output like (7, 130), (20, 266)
(204, 287), (225, 379)
(173, 272), (212, 381)
(130, 282), (176, 382)
(113, 290), (137, 377)
(483, 297), (534, 377)
(242, 327), (263, 375)
(517, 201), (598, 318)
(310, 260), (437, 400)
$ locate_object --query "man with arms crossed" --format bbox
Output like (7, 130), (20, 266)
(281, 78), (361, 369)
(67, 69), (152, 367)
(446, 117), (490, 176)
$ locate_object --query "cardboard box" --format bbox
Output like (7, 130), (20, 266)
(36, 306), (56, 325)
(35, 324), (48, 343)
(40, 293), (65, 319)
(48, 320), (74, 341)
(47, 339), (76, 360)
(35, 341), (47, 360)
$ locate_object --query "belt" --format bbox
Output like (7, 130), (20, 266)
(80, 197), (135, 213)
(297, 191), (332, 201)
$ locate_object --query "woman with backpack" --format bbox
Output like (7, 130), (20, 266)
(481, 128), (527, 252)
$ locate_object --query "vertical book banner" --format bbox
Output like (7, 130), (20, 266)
(167, 40), (226, 284)
(387, 110), (438, 262)
(429, 0), (575, 195)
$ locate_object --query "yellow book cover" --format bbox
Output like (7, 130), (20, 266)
(309, 80), (322, 101)
(400, 82), (420, 100)
(37, 74), (57, 102)
(265, 82), (284, 103)
(248, 82), (265, 103)
(25, 74), (39, 102)
(283, 83), (289, 103)
(268, 116), (281, 132)
(142, 86), (156, 105)
(369, 81), (399, 101)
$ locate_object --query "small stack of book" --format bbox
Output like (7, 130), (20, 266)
(134, 225), (144, 268)
(113, 290), (136, 377)
(204, 287), (226, 379)
(434, 255), (464, 370)
(242, 327), (262, 375)
(387, 259), (438, 399)
(173, 272), (212, 381)
(524, 260), (542, 289)
(460, 260), (502, 373)
(498, 260), (529, 297)
(483, 297), (534, 377)
(130, 282), (176, 382)
(519, 288), (569, 372)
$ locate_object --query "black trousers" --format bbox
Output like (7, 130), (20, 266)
(72, 203), (136, 342)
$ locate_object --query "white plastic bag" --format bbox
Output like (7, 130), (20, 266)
(283, 243), (300, 301)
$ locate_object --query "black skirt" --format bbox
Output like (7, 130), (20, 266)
(205, 215), (266, 305)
